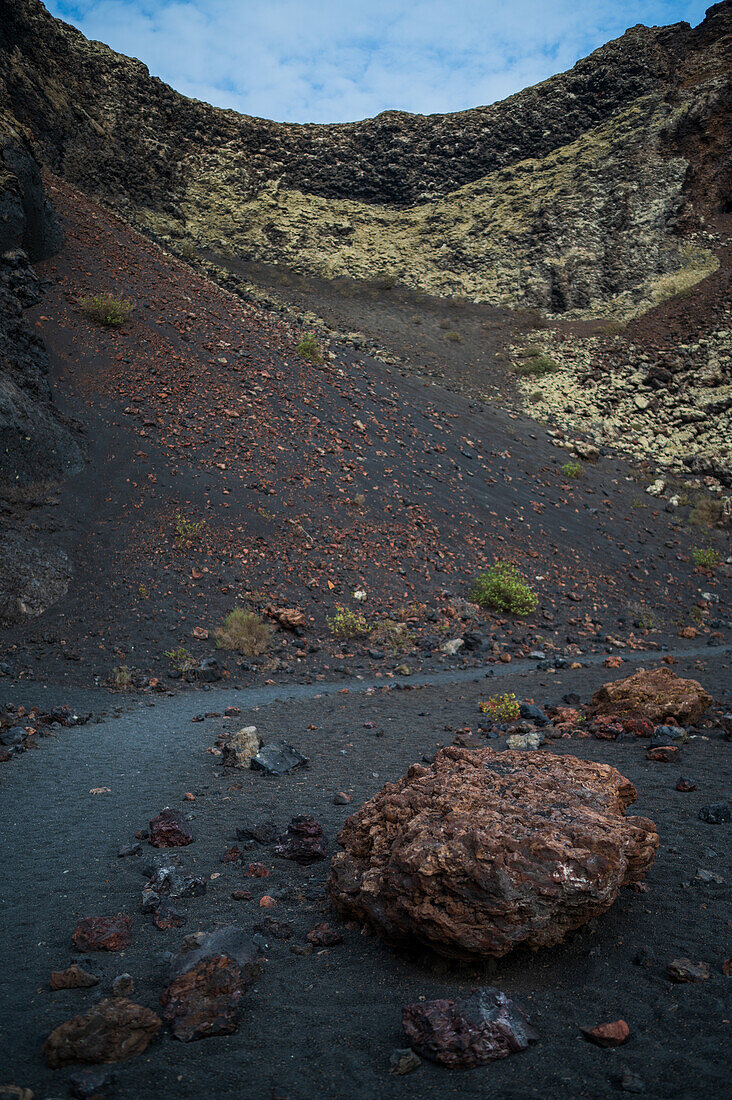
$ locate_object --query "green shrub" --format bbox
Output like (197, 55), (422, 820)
(112, 665), (132, 690)
(479, 692), (520, 721)
(561, 461), (583, 479)
(688, 496), (723, 527)
(444, 330), (463, 343)
(472, 561), (538, 616)
(692, 546), (721, 569)
(164, 645), (195, 672)
(327, 605), (371, 638)
(514, 351), (559, 377)
(216, 609), (273, 655)
(296, 333), (323, 364)
(80, 293), (133, 327)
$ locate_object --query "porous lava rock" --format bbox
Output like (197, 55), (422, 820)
(42, 998), (161, 1067)
(328, 746), (658, 959)
(72, 915), (132, 952)
(580, 1019), (630, 1047)
(402, 989), (538, 1067)
(149, 808), (193, 848)
(160, 926), (262, 1041)
(274, 816), (327, 865)
(588, 668), (712, 726)
(49, 965), (99, 990)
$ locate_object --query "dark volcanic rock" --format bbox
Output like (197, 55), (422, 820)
(42, 998), (161, 1067)
(588, 668), (712, 726)
(72, 915), (132, 953)
(666, 957), (711, 982)
(160, 926), (262, 1042)
(251, 741), (309, 775)
(698, 801), (730, 824)
(329, 746), (658, 959)
(274, 816), (327, 865)
(402, 989), (538, 1067)
(149, 808), (194, 847)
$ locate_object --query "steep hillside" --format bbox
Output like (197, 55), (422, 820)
(1, 0), (730, 314)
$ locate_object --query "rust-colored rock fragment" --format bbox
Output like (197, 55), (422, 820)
(402, 989), (538, 1067)
(50, 965), (99, 990)
(646, 746), (679, 762)
(149, 807), (193, 847)
(72, 915), (132, 952)
(581, 1020), (629, 1047)
(42, 998), (161, 1067)
(588, 668), (711, 725)
(329, 747), (658, 959)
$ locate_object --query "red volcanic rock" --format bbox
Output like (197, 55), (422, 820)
(274, 816), (326, 865)
(588, 668), (712, 726)
(43, 998), (161, 1067)
(328, 747), (658, 959)
(676, 776), (697, 792)
(49, 965), (99, 990)
(646, 746), (679, 763)
(72, 915), (132, 952)
(581, 1020), (629, 1047)
(306, 923), (343, 947)
(402, 989), (538, 1067)
(149, 808), (193, 848)
(160, 926), (261, 1042)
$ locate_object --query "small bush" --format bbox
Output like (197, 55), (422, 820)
(165, 645), (195, 672)
(296, 333), (323, 364)
(80, 293), (133, 327)
(692, 546), (721, 569)
(216, 609), (273, 656)
(174, 513), (206, 549)
(327, 605), (371, 639)
(112, 665), (132, 690)
(444, 330), (463, 343)
(370, 620), (414, 652)
(561, 461), (583, 479)
(472, 561), (538, 616)
(479, 692), (520, 721)
(178, 240), (197, 260)
(514, 352), (559, 377)
(688, 496), (723, 527)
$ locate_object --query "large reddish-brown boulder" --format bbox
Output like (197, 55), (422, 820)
(42, 999), (161, 1067)
(328, 747), (658, 959)
(587, 667), (712, 726)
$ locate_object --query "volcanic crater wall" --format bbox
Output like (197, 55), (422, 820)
(1, 0), (730, 314)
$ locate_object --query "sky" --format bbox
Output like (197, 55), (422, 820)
(46, 0), (712, 123)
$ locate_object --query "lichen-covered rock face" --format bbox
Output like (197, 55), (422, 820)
(588, 668), (712, 726)
(328, 747), (658, 959)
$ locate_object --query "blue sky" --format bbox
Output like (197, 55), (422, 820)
(47, 1), (712, 123)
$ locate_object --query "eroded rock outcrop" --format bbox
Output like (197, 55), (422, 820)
(329, 746), (658, 959)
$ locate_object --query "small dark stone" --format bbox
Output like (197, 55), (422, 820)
(68, 1067), (115, 1099)
(675, 777), (697, 792)
(519, 703), (549, 726)
(251, 741), (308, 775)
(117, 842), (142, 858)
(389, 1048), (421, 1075)
(699, 802), (730, 824)
(620, 1067), (645, 1094)
(111, 973), (133, 998)
(236, 821), (278, 844)
(194, 658), (221, 682)
(666, 957), (711, 982)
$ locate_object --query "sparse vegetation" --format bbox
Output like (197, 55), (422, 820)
(174, 512), (206, 548)
(178, 240), (197, 260)
(327, 605), (371, 638)
(112, 665), (132, 690)
(514, 347), (560, 377)
(216, 609), (273, 655)
(443, 330), (463, 343)
(80, 293), (133, 327)
(370, 620), (414, 652)
(688, 495), (723, 527)
(692, 546), (721, 569)
(296, 333), (323, 364)
(561, 461), (583, 479)
(164, 645), (195, 672)
(472, 561), (538, 616)
(479, 692), (521, 721)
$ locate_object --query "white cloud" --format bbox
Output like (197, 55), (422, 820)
(47, 0), (712, 123)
